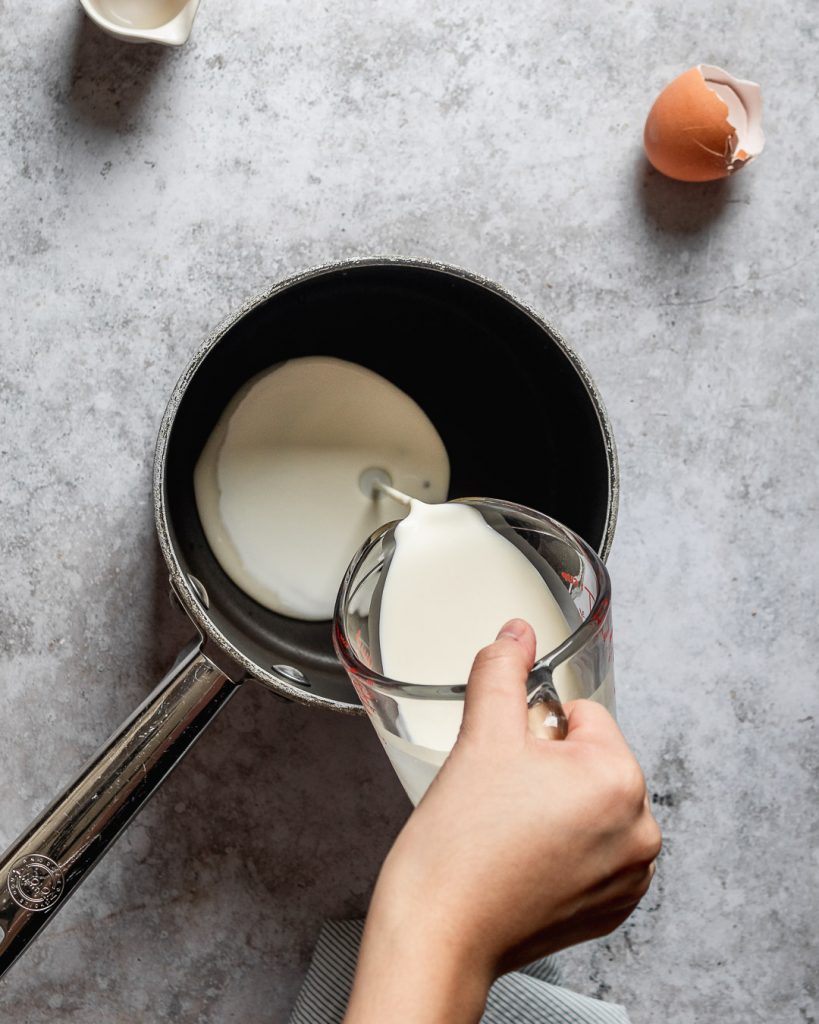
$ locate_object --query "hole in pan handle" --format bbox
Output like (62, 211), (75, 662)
(0, 642), (241, 978)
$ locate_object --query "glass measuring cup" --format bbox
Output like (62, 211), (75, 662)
(333, 498), (614, 805)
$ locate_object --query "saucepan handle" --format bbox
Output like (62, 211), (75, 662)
(0, 643), (239, 978)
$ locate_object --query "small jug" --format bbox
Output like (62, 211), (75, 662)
(79, 0), (200, 47)
(334, 498), (616, 805)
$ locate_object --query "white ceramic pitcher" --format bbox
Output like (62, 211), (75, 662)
(79, 0), (200, 46)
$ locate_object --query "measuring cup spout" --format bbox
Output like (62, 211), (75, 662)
(0, 643), (240, 977)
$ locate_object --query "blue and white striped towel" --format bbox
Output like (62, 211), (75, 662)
(289, 920), (630, 1023)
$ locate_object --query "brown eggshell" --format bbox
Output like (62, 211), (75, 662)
(644, 67), (735, 182)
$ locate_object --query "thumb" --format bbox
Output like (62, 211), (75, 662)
(459, 619), (536, 746)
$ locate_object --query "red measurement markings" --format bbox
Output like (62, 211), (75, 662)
(560, 571), (596, 619)
(355, 628), (373, 669)
(590, 596), (610, 627)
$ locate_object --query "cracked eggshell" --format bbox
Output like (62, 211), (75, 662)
(644, 64), (765, 182)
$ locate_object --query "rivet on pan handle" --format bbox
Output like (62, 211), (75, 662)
(0, 643), (240, 977)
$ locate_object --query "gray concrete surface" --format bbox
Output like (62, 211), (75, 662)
(1, 1), (817, 1021)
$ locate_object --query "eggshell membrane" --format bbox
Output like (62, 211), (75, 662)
(644, 67), (736, 182)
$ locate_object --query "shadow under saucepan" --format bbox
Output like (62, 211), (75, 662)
(137, 566), (411, 1017)
(141, 530), (410, 1016)
(66, 8), (176, 131)
(26, 527), (409, 1019)
(143, 669), (409, 1016)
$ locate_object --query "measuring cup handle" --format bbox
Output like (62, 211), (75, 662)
(527, 667), (569, 740)
(0, 643), (239, 978)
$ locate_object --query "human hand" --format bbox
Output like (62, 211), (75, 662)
(344, 619), (661, 1024)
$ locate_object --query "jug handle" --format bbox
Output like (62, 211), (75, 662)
(0, 642), (239, 978)
(526, 665), (569, 740)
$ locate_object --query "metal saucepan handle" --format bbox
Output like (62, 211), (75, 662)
(0, 643), (240, 977)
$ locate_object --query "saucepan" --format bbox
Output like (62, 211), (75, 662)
(0, 257), (618, 975)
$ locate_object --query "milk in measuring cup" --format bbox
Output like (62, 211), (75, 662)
(376, 500), (587, 804)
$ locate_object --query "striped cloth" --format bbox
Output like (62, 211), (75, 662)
(289, 920), (630, 1024)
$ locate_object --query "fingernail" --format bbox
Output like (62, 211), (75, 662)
(497, 618), (527, 641)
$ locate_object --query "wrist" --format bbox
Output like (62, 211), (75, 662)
(344, 877), (493, 1024)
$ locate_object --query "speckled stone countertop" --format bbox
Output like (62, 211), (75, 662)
(1, 1), (817, 1022)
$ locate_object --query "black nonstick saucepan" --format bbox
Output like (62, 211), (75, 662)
(0, 257), (618, 974)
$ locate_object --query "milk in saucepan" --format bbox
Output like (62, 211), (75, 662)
(194, 357), (450, 620)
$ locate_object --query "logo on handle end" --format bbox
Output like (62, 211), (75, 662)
(7, 855), (65, 912)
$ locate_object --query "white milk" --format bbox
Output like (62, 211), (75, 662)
(370, 723), (449, 807)
(97, 0), (187, 29)
(375, 500), (590, 803)
(194, 358), (450, 620)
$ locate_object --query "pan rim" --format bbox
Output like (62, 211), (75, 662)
(152, 255), (619, 713)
